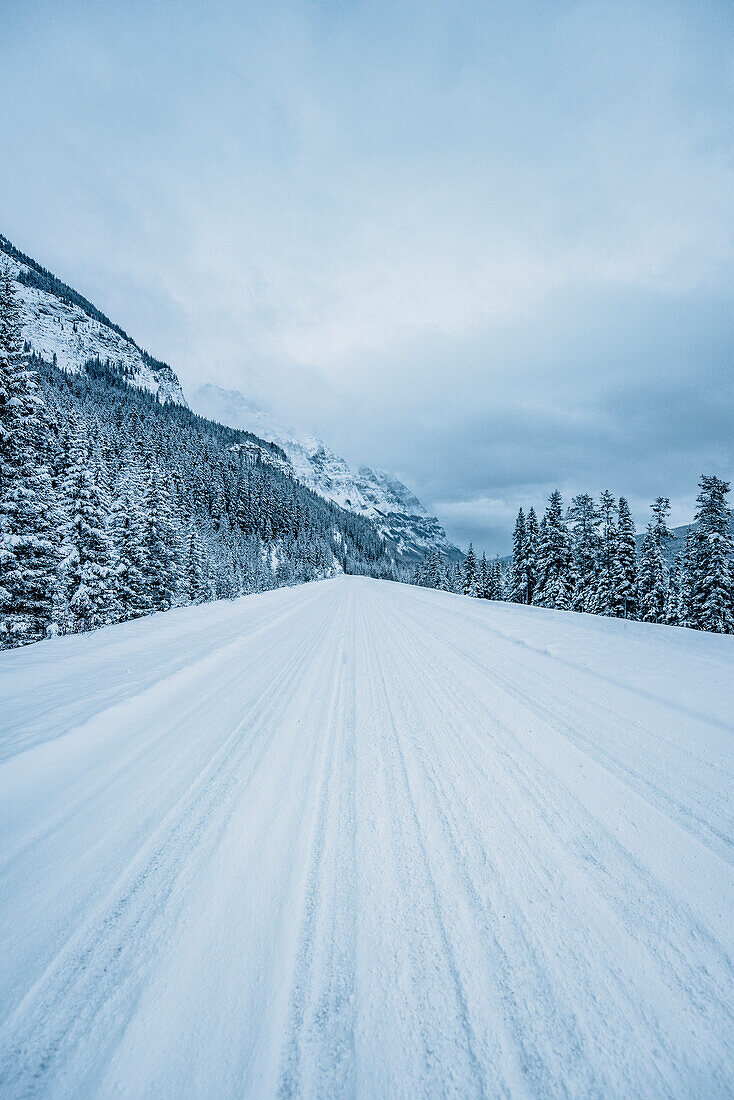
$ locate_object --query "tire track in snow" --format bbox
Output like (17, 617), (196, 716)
(389, 593), (733, 863)
(0, 586), (343, 883)
(2, 577), (732, 1097)
(277, 587), (358, 1098)
(365, 587), (596, 1097)
(0, 588), (343, 1098)
(357, 591), (487, 1099)
(0, 583), (334, 766)
(373, 587), (734, 1094)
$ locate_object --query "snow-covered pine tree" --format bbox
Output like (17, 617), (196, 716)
(595, 490), (618, 616)
(568, 493), (601, 613)
(429, 548), (447, 590)
(535, 491), (573, 609)
(0, 266), (60, 647)
(509, 508), (528, 603)
(109, 488), (149, 621)
(492, 560), (504, 601)
(674, 530), (696, 628)
(58, 420), (116, 633)
(689, 475), (733, 634)
(484, 560), (497, 600)
(436, 551), (450, 591)
(142, 466), (181, 612)
(463, 543), (478, 596)
(612, 496), (637, 619)
(665, 556), (682, 625)
(638, 497), (674, 624)
(525, 506), (539, 605)
(479, 552), (490, 599)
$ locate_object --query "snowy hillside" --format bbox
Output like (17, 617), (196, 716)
(1, 577), (732, 1096)
(0, 235), (187, 406)
(194, 384), (459, 560)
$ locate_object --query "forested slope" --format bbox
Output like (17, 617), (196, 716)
(0, 268), (401, 648)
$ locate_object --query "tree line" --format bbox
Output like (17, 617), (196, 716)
(0, 267), (401, 649)
(415, 484), (733, 635)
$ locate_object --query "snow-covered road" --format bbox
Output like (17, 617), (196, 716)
(1, 576), (732, 1097)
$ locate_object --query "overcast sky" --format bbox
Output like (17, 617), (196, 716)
(3, 0), (734, 552)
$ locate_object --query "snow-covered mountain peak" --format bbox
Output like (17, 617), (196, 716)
(192, 384), (458, 560)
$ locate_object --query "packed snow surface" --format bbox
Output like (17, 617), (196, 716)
(1, 577), (732, 1097)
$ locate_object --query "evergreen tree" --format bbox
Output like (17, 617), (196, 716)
(675, 530), (696, 629)
(525, 506), (539, 605)
(509, 508), (528, 603)
(0, 267), (60, 646)
(595, 490), (618, 616)
(535, 491), (573, 609)
(665, 555), (682, 625)
(59, 422), (115, 633)
(463, 543), (478, 596)
(568, 493), (601, 613)
(638, 497), (674, 624)
(184, 524), (210, 604)
(109, 488), (149, 620)
(689, 475), (733, 634)
(142, 467), (180, 612)
(492, 561), (504, 601)
(479, 552), (490, 599)
(612, 497), (637, 619)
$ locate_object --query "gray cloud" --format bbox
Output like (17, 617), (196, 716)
(2, 0), (733, 552)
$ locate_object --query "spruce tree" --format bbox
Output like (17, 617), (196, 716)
(0, 266), (60, 646)
(509, 508), (528, 603)
(525, 506), (539, 605)
(109, 488), (149, 620)
(463, 543), (478, 596)
(595, 490), (618, 616)
(612, 497), (637, 619)
(142, 467), (181, 612)
(568, 493), (601, 613)
(535, 491), (573, 609)
(638, 497), (674, 624)
(493, 561), (504, 600)
(665, 556), (682, 625)
(59, 422), (115, 633)
(479, 552), (490, 599)
(675, 530), (696, 628)
(689, 475), (733, 634)
(184, 524), (210, 605)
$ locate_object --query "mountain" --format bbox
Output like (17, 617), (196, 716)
(0, 235), (187, 406)
(192, 384), (460, 562)
(1, 232), (458, 563)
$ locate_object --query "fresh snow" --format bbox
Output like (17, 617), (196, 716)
(0, 577), (732, 1097)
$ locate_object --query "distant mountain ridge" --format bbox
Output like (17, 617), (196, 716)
(0, 234), (187, 405)
(193, 385), (460, 562)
